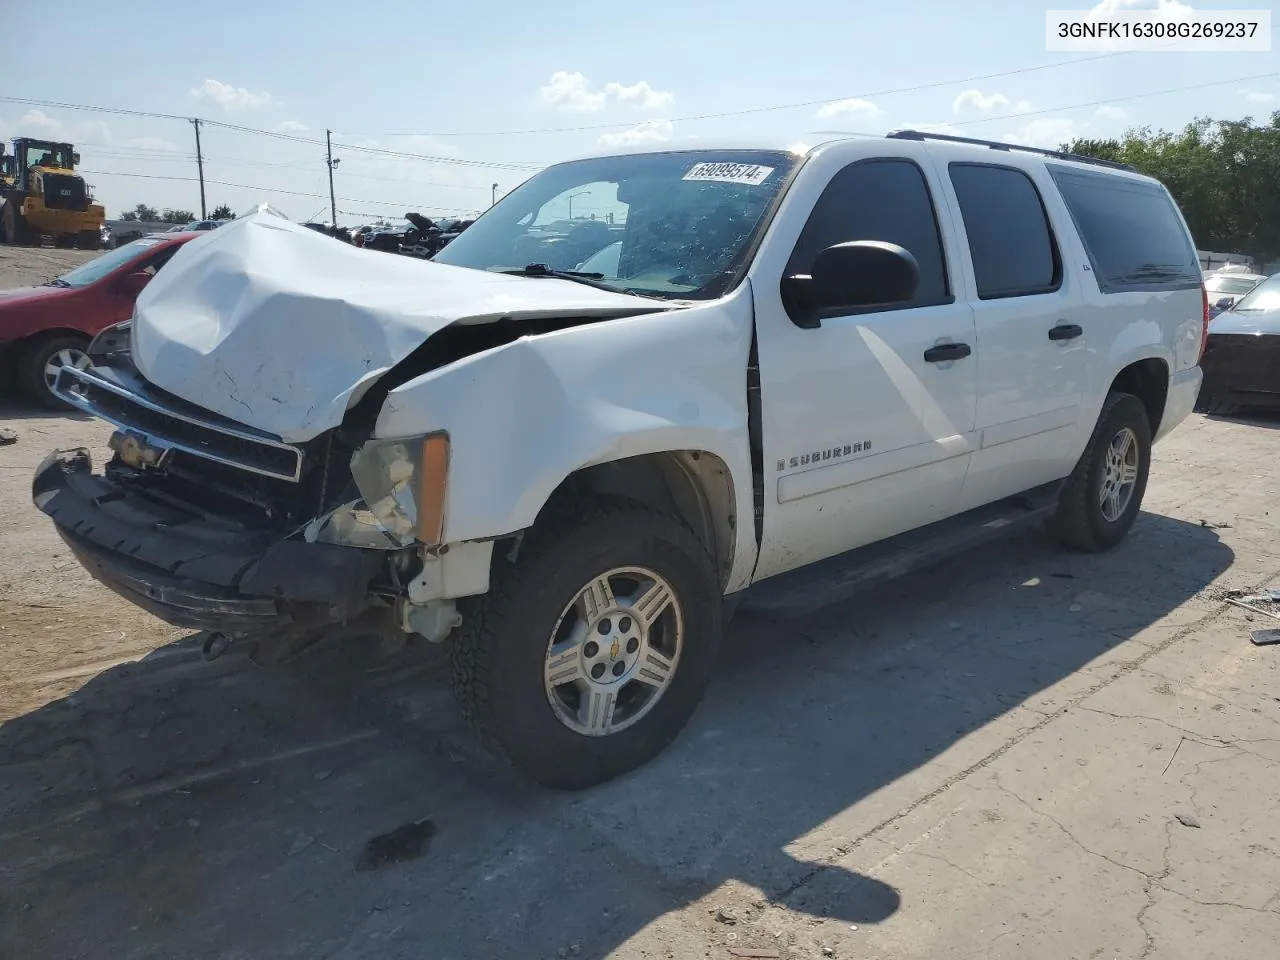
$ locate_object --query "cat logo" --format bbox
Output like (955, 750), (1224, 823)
(59, 188), (72, 197)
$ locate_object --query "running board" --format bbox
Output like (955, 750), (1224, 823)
(740, 481), (1063, 620)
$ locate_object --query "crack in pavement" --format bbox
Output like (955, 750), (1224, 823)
(1075, 705), (1280, 764)
(991, 772), (1279, 960)
(769, 576), (1273, 910)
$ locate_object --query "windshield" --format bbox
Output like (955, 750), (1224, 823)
(1232, 274), (1280, 312)
(433, 149), (801, 300)
(56, 238), (164, 288)
(1205, 276), (1261, 296)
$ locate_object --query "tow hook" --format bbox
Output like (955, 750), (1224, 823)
(202, 631), (233, 661)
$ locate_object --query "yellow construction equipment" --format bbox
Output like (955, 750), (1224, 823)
(0, 138), (105, 249)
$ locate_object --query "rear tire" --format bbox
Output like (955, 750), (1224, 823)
(1047, 391), (1152, 552)
(76, 230), (102, 251)
(448, 497), (721, 790)
(18, 334), (91, 410)
(3, 204), (32, 246)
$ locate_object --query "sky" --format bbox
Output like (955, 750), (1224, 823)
(1, 0), (1276, 226)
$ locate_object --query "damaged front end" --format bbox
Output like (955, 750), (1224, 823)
(33, 359), (478, 656)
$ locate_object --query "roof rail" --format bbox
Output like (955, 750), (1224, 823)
(886, 130), (1137, 172)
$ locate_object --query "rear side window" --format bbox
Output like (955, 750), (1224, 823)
(1047, 165), (1200, 293)
(786, 158), (951, 307)
(949, 163), (1061, 300)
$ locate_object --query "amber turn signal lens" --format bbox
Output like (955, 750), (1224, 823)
(417, 435), (449, 545)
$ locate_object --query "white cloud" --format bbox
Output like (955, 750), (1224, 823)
(814, 98), (884, 121)
(1088, 0), (1193, 16)
(1095, 105), (1129, 120)
(80, 119), (113, 145)
(604, 80), (675, 111)
(598, 119), (675, 148)
(952, 90), (1033, 115)
(1238, 88), (1277, 104)
(19, 109), (66, 138)
(126, 136), (180, 152)
(539, 72), (674, 113)
(190, 78), (273, 111)
(1002, 117), (1081, 149)
(276, 120), (309, 132)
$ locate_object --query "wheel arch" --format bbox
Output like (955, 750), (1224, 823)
(1108, 356), (1169, 436)
(543, 450), (740, 591)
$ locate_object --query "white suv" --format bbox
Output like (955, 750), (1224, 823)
(35, 132), (1206, 788)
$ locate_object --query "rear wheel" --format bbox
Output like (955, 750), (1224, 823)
(448, 497), (721, 789)
(76, 229), (102, 251)
(3, 204), (33, 246)
(18, 334), (92, 410)
(1047, 391), (1152, 552)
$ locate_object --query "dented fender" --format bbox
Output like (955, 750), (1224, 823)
(374, 284), (760, 592)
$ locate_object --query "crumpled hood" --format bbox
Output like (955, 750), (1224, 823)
(131, 212), (666, 442)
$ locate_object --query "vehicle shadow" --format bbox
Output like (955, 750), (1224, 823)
(0, 512), (1232, 959)
(0, 396), (92, 425)
(1201, 407), (1280, 430)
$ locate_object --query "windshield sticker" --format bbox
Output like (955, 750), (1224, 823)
(683, 162), (775, 186)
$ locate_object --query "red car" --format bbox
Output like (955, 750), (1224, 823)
(1, 232), (198, 409)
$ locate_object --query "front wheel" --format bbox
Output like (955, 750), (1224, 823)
(1047, 391), (1152, 552)
(448, 498), (721, 789)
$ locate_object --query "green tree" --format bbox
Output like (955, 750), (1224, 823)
(1065, 111), (1280, 265)
(128, 203), (159, 222)
(119, 210), (138, 222)
(209, 203), (235, 220)
(160, 209), (196, 224)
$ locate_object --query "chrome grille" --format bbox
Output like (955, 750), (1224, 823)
(54, 364), (304, 482)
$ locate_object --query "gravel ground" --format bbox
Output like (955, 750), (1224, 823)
(2, 245), (1279, 959)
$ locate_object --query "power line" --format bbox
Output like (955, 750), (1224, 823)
(81, 168), (477, 214)
(348, 52), (1135, 136)
(0, 95), (542, 170)
(945, 70), (1280, 129)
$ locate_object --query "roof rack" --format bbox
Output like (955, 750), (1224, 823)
(885, 130), (1137, 172)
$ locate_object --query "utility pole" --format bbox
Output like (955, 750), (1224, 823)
(491, 183), (499, 207)
(326, 129), (340, 229)
(191, 118), (207, 219)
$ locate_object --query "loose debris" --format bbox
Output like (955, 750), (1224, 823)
(727, 950), (780, 959)
(0, 427), (16, 446)
(1250, 629), (1280, 647)
(1199, 519), (1233, 530)
(1175, 813), (1202, 829)
(1224, 589), (1280, 622)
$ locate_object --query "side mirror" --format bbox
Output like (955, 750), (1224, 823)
(1215, 297), (1233, 310)
(118, 271), (151, 299)
(783, 241), (920, 328)
(71, 152), (81, 166)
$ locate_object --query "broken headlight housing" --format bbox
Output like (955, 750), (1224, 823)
(344, 433), (450, 548)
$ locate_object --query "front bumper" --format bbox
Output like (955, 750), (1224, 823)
(32, 448), (384, 633)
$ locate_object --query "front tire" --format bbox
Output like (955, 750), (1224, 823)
(18, 334), (92, 410)
(1047, 391), (1152, 552)
(448, 497), (721, 790)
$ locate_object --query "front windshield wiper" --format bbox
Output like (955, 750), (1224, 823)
(499, 263), (620, 292)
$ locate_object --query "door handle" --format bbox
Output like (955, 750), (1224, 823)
(1048, 323), (1083, 341)
(923, 342), (972, 363)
